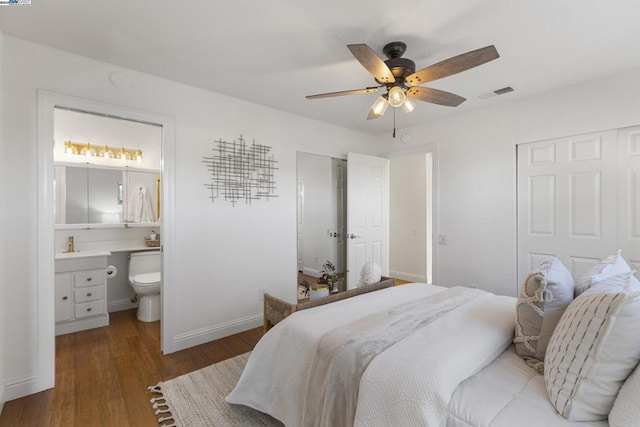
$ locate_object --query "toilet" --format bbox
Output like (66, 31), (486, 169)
(128, 251), (162, 322)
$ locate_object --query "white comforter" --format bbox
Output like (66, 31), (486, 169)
(227, 284), (516, 427)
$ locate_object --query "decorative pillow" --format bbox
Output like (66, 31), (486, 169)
(609, 364), (640, 427)
(360, 261), (381, 285)
(544, 273), (640, 421)
(514, 257), (574, 373)
(574, 250), (632, 296)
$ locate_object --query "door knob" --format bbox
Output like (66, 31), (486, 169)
(349, 233), (361, 239)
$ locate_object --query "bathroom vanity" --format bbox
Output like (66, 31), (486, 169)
(54, 251), (111, 335)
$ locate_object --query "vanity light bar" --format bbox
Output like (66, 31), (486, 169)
(64, 140), (143, 163)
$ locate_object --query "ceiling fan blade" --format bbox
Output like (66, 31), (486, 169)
(406, 45), (499, 86)
(406, 86), (466, 107)
(347, 44), (395, 84)
(306, 86), (380, 99)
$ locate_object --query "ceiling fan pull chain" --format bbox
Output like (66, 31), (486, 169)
(393, 106), (396, 138)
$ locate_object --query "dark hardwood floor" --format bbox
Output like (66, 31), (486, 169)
(0, 310), (263, 427)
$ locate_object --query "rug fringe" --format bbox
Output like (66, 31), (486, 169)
(148, 382), (177, 426)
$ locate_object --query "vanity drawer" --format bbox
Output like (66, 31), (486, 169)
(75, 300), (105, 318)
(74, 269), (105, 288)
(74, 285), (104, 303)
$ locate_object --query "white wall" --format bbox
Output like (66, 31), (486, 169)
(1, 36), (378, 400)
(0, 26), (5, 411)
(377, 67), (640, 297)
(389, 154), (428, 282)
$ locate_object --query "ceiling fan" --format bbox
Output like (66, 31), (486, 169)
(306, 41), (499, 121)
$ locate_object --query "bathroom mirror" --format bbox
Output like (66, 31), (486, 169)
(296, 152), (347, 293)
(55, 164), (160, 226)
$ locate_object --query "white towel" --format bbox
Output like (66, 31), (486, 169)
(126, 183), (155, 223)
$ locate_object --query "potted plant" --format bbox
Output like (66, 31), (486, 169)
(298, 279), (310, 298)
(318, 260), (345, 293)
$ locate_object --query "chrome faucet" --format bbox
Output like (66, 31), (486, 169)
(66, 236), (75, 253)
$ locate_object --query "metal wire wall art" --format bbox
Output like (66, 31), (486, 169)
(203, 134), (278, 206)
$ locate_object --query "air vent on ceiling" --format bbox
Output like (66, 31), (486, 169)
(478, 86), (514, 99)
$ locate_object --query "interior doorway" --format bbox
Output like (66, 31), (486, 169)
(36, 91), (176, 394)
(296, 152), (347, 298)
(389, 151), (434, 284)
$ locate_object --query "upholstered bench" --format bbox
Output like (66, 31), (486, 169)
(263, 277), (395, 332)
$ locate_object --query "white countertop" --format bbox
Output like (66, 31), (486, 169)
(55, 250), (112, 260)
(55, 240), (161, 257)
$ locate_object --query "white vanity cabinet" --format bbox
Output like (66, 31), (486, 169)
(55, 252), (110, 335)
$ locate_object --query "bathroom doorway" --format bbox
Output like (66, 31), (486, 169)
(37, 91), (176, 392)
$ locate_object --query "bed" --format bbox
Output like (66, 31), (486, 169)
(227, 282), (635, 427)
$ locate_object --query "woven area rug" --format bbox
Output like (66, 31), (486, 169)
(149, 352), (284, 426)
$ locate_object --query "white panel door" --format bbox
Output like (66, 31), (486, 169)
(347, 152), (389, 289)
(517, 130), (618, 288)
(618, 125), (640, 271)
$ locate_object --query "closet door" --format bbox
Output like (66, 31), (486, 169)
(618, 125), (640, 270)
(517, 130), (618, 288)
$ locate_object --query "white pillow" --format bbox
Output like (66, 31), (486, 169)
(514, 257), (574, 372)
(545, 273), (640, 421)
(609, 364), (640, 427)
(574, 250), (632, 296)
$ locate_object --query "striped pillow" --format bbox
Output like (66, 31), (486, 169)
(544, 273), (640, 421)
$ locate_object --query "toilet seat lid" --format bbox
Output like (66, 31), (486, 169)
(132, 272), (161, 285)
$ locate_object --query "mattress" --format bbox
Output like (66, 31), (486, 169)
(446, 346), (609, 427)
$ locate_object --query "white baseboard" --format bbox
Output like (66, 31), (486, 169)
(0, 383), (4, 414)
(389, 270), (429, 283)
(171, 313), (262, 353)
(3, 373), (42, 402)
(302, 267), (321, 278)
(55, 314), (109, 336)
(108, 298), (138, 313)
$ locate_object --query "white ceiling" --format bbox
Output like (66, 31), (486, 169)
(2, 0), (640, 135)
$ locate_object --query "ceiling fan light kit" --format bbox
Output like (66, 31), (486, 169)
(368, 96), (389, 120)
(387, 85), (406, 108)
(307, 41), (500, 135)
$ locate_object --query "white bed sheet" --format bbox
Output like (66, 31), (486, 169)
(446, 346), (609, 427)
(228, 283), (517, 427)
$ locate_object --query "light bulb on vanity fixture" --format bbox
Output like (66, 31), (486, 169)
(80, 143), (96, 158)
(134, 149), (143, 163)
(99, 144), (115, 159)
(64, 140), (78, 155)
(118, 146), (131, 161)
